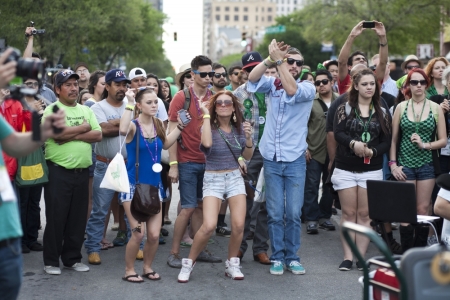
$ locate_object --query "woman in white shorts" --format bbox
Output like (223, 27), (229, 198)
(118, 88), (186, 283)
(177, 90), (254, 283)
(332, 69), (392, 271)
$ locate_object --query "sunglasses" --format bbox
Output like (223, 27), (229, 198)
(192, 70), (215, 78)
(286, 58), (304, 67)
(184, 73), (192, 79)
(314, 79), (330, 86)
(215, 100), (233, 107)
(409, 80), (427, 86)
(406, 65), (420, 70)
(214, 72), (227, 78)
(24, 82), (39, 88)
(232, 72), (240, 76)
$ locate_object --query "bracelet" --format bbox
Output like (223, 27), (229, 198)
(422, 142), (426, 150)
(428, 142), (432, 151)
(203, 114), (210, 119)
(263, 59), (271, 68)
(388, 160), (397, 167)
(238, 156), (244, 161)
(126, 104), (135, 110)
(267, 56), (275, 63)
(177, 124), (184, 131)
(169, 161), (178, 166)
(349, 140), (356, 149)
(245, 143), (253, 148)
(379, 42), (388, 47)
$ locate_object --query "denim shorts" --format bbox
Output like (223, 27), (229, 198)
(401, 162), (435, 181)
(331, 168), (383, 190)
(178, 162), (205, 209)
(203, 169), (246, 201)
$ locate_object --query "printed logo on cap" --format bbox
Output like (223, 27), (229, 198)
(247, 55), (254, 61)
(115, 70), (126, 78)
(60, 70), (75, 77)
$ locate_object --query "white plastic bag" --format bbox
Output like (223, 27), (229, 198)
(100, 152), (130, 193)
(253, 167), (266, 202)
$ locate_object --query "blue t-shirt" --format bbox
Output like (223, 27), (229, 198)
(125, 120), (162, 187)
(0, 116), (22, 241)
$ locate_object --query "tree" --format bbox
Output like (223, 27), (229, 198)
(297, 0), (450, 57)
(0, 0), (173, 73)
(219, 53), (243, 69)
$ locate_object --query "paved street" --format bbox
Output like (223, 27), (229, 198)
(19, 185), (389, 300)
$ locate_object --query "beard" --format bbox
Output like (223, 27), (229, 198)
(213, 80), (227, 88)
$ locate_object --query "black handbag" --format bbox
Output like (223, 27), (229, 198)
(130, 121), (161, 222)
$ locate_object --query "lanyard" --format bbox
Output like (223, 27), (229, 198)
(354, 102), (373, 143)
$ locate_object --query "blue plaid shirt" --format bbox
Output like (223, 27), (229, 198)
(247, 76), (316, 162)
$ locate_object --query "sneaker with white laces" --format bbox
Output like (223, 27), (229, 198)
(270, 261), (284, 275)
(225, 257), (244, 280)
(44, 266), (61, 275)
(64, 262), (90, 272)
(178, 258), (195, 283)
(286, 261), (306, 275)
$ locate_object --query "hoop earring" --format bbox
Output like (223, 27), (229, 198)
(233, 112), (237, 123)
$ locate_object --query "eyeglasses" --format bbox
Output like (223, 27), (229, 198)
(214, 72), (227, 78)
(183, 73), (192, 79)
(314, 79), (330, 86)
(406, 65), (420, 70)
(24, 82), (39, 88)
(192, 70), (215, 78)
(232, 72), (240, 76)
(76, 69), (88, 74)
(215, 100), (233, 107)
(286, 58), (304, 67)
(409, 80), (427, 86)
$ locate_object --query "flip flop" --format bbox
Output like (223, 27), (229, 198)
(122, 274), (144, 283)
(100, 241), (114, 250)
(142, 271), (161, 281)
(180, 241), (192, 247)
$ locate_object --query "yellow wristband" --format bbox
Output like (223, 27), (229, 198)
(267, 56), (275, 63)
(238, 156), (244, 161)
(126, 104), (135, 110)
(169, 161), (178, 166)
(203, 114), (211, 119)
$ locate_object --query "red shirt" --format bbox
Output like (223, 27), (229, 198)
(168, 89), (213, 164)
(338, 74), (351, 95)
(0, 100), (24, 180)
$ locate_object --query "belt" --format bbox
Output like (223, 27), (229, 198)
(52, 162), (86, 173)
(0, 238), (19, 249)
(96, 155), (127, 164)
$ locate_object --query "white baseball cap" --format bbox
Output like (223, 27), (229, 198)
(129, 68), (147, 80)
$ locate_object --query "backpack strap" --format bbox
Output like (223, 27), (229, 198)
(183, 88), (190, 111)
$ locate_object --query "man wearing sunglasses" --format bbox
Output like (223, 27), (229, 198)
(167, 55), (221, 268)
(211, 63), (228, 94)
(226, 66), (242, 91)
(401, 55), (424, 74)
(303, 70), (339, 235)
(338, 20), (388, 95)
(247, 40), (316, 276)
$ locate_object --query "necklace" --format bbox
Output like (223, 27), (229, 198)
(411, 99), (426, 134)
(190, 86), (211, 118)
(216, 124), (241, 149)
(136, 119), (162, 173)
(354, 102), (374, 143)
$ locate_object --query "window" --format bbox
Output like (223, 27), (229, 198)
(234, 15), (239, 21)
(244, 7), (248, 12)
(256, 15), (258, 21)
(262, 16), (265, 22)
(215, 6), (220, 11)
(243, 15), (248, 21)
(225, 15), (229, 21)
(225, 6), (229, 11)
(262, 7), (265, 12)
(268, 16), (272, 22)
(234, 7), (239, 12)
(216, 15), (220, 21)
(256, 7), (258, 12)
(268, 7), (272, 12)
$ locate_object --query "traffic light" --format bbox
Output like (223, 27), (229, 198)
(241, 32), (247, 47)
(174, 32), (177, 41)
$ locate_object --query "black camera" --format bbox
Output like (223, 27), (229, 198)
(26, 21), (45, 37)
(3, 47), (46, 80)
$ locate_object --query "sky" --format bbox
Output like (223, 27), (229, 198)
(162, 0), (204, 73)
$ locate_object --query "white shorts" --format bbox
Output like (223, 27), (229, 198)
(331, 168), (382, 190)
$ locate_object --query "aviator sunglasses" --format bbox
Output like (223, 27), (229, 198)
(286, 58), (304, 67)
(215, 99), (233, 107)
(192, 70), (215, 78)
(409, 80), (427, 86)
(314, 79), (330, 86)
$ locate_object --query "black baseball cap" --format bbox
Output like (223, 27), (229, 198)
(54, 69), (79, 87)
(242, 51), (263, 70)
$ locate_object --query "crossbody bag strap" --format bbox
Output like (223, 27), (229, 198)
(221, 132), (244, 174)
(135, 121), (140, 183)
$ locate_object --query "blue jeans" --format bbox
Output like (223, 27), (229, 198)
(85, 161), (116, 254)
(264, 154), (306, 265)
(303, 158), (332, 221)
(178, 162), (205, 208)
(0, 238), (22, 300)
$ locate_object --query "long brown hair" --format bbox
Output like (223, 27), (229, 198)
(348, 68), (390, 135)
(207, 90), (244, 133)
(135, 88), (166, 144)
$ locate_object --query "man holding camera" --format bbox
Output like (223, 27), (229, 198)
(0, 48), (66, 300)
(43, 70), (102, 275)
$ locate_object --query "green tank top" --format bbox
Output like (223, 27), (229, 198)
(398, 100), (434, 168)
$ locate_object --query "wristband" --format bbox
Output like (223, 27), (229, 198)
(267, 56), (275, 63)
(263, 59), (272, 68)
(238, 156), (244, 161)
(203, 114), (211, 119)
(388, 160), (397, 167)
(169, 161), (178, 166)
(126, 104), (135, 110)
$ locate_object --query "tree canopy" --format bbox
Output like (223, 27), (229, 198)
(1, 0), (175, 76)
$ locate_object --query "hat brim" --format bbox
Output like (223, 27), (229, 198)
(243, 61), (261, 70)
(130, 199), (152, 223)
(57, 73), (80, 86)
(401, 59), (424, 71)
(111, 78), (131, 84)
(175, 69), (191, 88)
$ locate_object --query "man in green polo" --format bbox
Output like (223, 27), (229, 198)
(43, 69), (102, 275)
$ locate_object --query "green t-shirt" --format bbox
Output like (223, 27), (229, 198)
(225, 84), (233, 91)
(0, 116), (23, 241)
(43, 101), (101, 169)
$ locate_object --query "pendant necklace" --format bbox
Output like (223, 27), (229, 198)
(216, 124), (241, 149)
(354, 102), (374, 143)
(137, 119), (162, 173)
(411, 98), (426, 135)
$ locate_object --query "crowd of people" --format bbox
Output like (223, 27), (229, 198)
(1, 20), (450, 298)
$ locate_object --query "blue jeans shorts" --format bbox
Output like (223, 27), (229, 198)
(401, 162), (435, 181)
(203, 169), (246, 201)
(179, 162), (205, 209)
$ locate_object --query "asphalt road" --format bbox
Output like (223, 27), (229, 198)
(19, 185), (391, 300)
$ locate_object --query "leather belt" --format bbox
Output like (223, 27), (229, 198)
(96, 154), (127, 164)
(52, 163), (86, 173)
(0, 238), (19, 249)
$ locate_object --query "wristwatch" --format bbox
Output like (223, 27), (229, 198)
(276, 59), (283, 66)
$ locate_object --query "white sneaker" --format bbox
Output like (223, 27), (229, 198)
(178, 258), (195, 283)
(225, 257), (244, 280)
(64, 262), (90, 272)
(44, 266), (61, 275)
(427, 235), (438, 246)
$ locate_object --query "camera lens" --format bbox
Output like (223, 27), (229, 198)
(3, 47), (46, 80)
